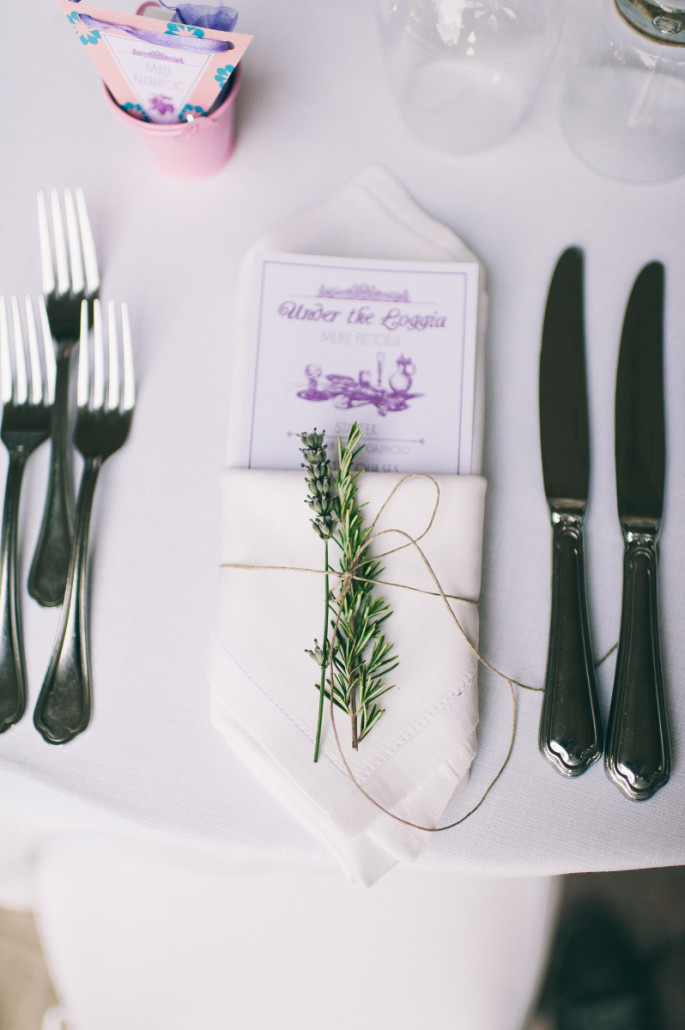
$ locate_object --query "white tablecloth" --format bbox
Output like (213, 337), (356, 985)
(0, 0), (683, 906)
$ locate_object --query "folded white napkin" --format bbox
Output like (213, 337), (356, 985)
(225, 164), (487, 475)
(209, 167), (489, 886)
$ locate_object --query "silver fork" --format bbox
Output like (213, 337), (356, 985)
(0, 297), (56, 733)
(30, 187), (100, 608)
(34, 299), (134, 745)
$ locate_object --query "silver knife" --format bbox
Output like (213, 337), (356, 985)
(605, 261), (670, 801)
(538, 246), (602, 777)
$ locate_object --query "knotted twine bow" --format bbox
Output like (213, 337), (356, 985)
(223, 473), (542, 834)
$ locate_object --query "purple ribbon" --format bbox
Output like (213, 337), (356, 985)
(158, 2), (239, 32)
(73, 8), (233, 54)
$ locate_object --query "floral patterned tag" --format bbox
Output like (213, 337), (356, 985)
(60, 0), (251, 123)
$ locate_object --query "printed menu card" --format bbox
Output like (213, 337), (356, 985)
(238, 252), (480, 474)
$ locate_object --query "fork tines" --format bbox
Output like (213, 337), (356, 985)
(0, 296), (56, 409)
(78, 298), (135, 413)
(38, 187), (100, 300)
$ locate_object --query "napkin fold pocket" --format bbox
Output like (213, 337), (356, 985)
(209, 467), (487, 886)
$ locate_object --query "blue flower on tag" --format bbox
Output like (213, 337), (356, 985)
(179, 104), (205, 120)
(165, 22), (205, 38)
(122, 102), (149, 122)
(67, 11), (101, 45)
(214, 64), (235, 86)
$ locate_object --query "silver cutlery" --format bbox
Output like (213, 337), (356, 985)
(30, 187), (99, 608)
(0, 296), (55, 733)
(538, 247), (602, 776)
(34, 299), (134, 745)
(605, 261), (670, 801)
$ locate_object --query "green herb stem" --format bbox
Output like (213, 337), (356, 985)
(313, 539), (330, 763)
(300, 423), (398, 757)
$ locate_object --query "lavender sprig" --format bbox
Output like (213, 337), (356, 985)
(299, 430), (337, 761)
(299, 430), (337, 541)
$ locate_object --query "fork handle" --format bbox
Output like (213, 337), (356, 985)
(34, 457), (100, 745)
(0, 453), (29, 732)
(28, 349), (75, 607)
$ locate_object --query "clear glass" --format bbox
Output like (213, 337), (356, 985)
(561, 2), (685, 182)
(375, 0), (564, 154)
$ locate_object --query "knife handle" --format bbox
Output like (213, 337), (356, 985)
(605, 532), (670, 801)
(539, 512), (602, 776)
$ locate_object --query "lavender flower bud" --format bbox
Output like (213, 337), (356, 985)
(299, 428), (338, 541)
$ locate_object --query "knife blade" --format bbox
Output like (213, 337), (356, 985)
(538, 246), (602, 777)
(605, 261), (670, 801)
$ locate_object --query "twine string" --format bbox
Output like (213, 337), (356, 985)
(221, 472), (543, 834)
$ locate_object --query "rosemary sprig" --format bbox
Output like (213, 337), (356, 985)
(330, 424), (398, 748)
(300, 424), (398, 759)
